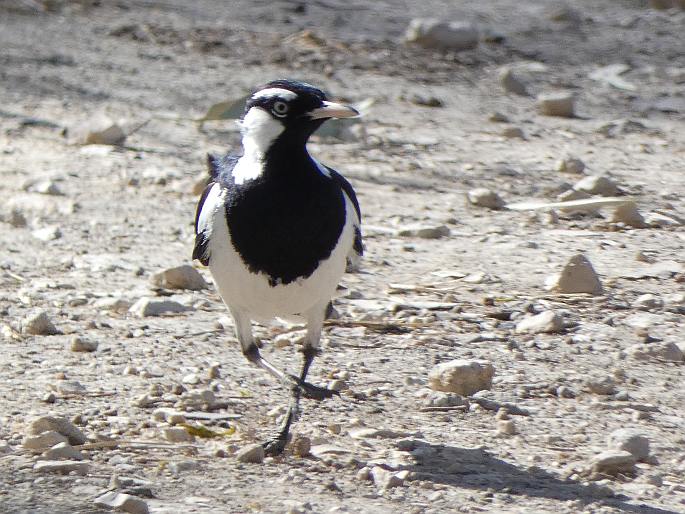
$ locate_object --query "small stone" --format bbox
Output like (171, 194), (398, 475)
(69, 336), (98, 352)
(488, 112), (510, 123)
(557, 188), (592, 202)
(556, 157), (586, 174)
(94, 297), (132, 313)
(182, 373), (201, 385)
(22, 431), (68, 451)
(407, 93), (444, 107)
(428, 359), (494, 395)
(499, 67), (529, 96)
(28, 180), (65, 196)
(32, 226), (62, 241)
(94, 492), (149, 514)
(42, 392), (57, 404)
(537, 92), (575, 117)
(168, 460), (199, 473)
(548, 254), (603, 295)
(43, 442), (84, 461)
(467, 188), (504, 209)
(163, 427), (194, 443)
(610, 202), (646, 228)
(590, 450), (637, 476)
(22, 311), (59, 336)
(129, 298), (192, 317)
(71, 115), (127, 146)
(515, 310), (564, 334)
(34, 460), (90, 475)
(585, 376), (616, 395)
(207, 364), (221, 379)
(292, 437), (311, 457)
(167, 414), (187, 426)
(424, 391), (469, 408)
(5, 208), (28, 227)
(502, 126), (525, 139)
(633, 294), (663, 311)
(607, 429), (650, 461)
(397, 225), (450, 239)
(29, 416), (87, 445)
(573, 175), (619, 196)
(150, 265), (208, 291)
(626, 342), (684, 362)
(370, 466), (405, 490)
(236, 443), (265, 464)
(497, 419), (517, 436)
(405, 18), (479, 51)
(57, 380), (87, 396)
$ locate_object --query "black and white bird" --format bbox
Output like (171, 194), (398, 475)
(192, 79), (362, 455)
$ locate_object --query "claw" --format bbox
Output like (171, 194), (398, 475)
(262, 436), (288, 456)
(299, 381), (340, 401)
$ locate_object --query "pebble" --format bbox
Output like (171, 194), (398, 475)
(556, 156), (586, 174)
(607, 429), (650, 461)
(597, 118), (648, 137)
(590, 450), (637, 476)
(610, 202), (646, 228)
(292, 437), (311, 457)
(515, 310), (564, 334)
(69, 336), (98, 352)
(501, 126), (525, 139)
(499, 67), (529, 96)
(94, 492), (149, 514)
(150, 265), (208, 291)
(404, 18), (479, 51)
(396, 225), (450, 239)
(163, 427), (194, 443)
(27, 180), (65, 196)
(349, 428), (414, 440)
(71, 115), (126, 146)
(537, 92), (575, 117)
(236, 443), (265, 464)
(34, 460), (90, 475)
(56, 380), (87, 396)
(29, 416), (87, 445)
(43, 441), (85, 461)
(573, 174), (619, 196)
(22, 311), (60, 336)
(93, 297), (131, 313)
(22, 431), (68, 451)
(548, 254), (603, 295)
(626, 341), (684, 362)
(370, 466), (406, 490)
(497, 419), (517, 436)
(488, 111), (510, 123)
(129, 298), (192, 317)
(168, 460), (199, 473)
(466, 188), (504, 209)
(428, 359), (494, 395)
(424, 391), (469, 408)
(585, 375), (616, 395)
(32, 226), (62, 241)
(407, 93), (444, 107)
(633, 294), (663, 311)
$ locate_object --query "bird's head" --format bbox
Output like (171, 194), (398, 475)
(239, 79), (359, 155)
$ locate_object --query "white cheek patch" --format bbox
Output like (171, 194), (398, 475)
(233, 108), (285, 185)
(252, 88), (297, 101)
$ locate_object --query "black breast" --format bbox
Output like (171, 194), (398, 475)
(225, 171), (346, 286)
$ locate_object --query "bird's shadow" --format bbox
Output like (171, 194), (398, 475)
(396, 441), (676, 514)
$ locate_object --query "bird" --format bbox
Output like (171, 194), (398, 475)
(192, 79), (362, 455)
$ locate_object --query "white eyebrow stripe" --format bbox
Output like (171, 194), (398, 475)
(252, 88), (298, 101)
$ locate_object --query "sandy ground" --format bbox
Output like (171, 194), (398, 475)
(1, 1), (685, 513)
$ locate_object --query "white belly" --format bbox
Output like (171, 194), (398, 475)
(207, 193), (356, 322)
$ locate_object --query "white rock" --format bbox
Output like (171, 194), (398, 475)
(428, 359), (494, 395)
(32, 226), (62, 241)
(626, 342), (684, 362)
(163, 427), (194, 443)
(537, 92), (575, 117)
(22, 431), (68, 451)
(497, 419), (517, 436)
(499, 67), (529, 96)
(607, 429), (650, 461)
(56, 380), (87, 396)
(93, 297), (131, 313)
(22, 311), (60, 336)
(43, 442), (85, 461)
(548, 254), (603, 295)
(70, 336), (98, 352)
(556, 156), (586, 174)
(467, 188), (504, 209)
(34, 460), (90, 475)
(405, 18), (479, 51)
(94, 492), (149, 514)
(71, 115), (126, 146)
(370, 466), (405, 490)
(236, 443), (265, 464)
(27, 180), (65, 196)
(396, 225), (450, 239)
(633, 294), (663, 310)
(129, 298), (192, 317)
(29, 416), (87, 445)
(610, 202), (646, 228)
(573, 175), (619, 196)
(515, 310), (564, 334)
(424, 391), (468, 408)
(150, 265), (208, 291)
(590, 450), (636, 475)
(168, 460), (199, 473)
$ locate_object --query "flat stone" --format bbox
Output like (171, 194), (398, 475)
(502, 126), (525, 139)
(236, 443), (264, 464)
(29, 416), (87, 445)
(69, 336), (98, 352)
(633, 294), (663, 311)
(467, 188), (504, 209)
(405, 18), (479, 51)
(32, 226), (62, 241)
(590, 450), (636, 475)
(22, 311), (60, 335)
(537, 92), (575, 117)
(71, 115), (126, 146)
(129, 298), (192, 317)
(499, 67), (529, 96)
(397, 225), (450, 239)
(607, 429), (650, 461)
(22, 431), (68, 451)
(515, 310), (564, 334)
(370, 466), (405, 490)
(34, 460), (90, 475)
(150, 265), (208, 291)
(610, 202), (646, 228)
(94, 492), (149, 514)
(548, 254), (603, 295)
(574, 175), (619, 196)
(626, 342), (684, 362)
(163, 427), (194, 443)
(585, 375), (616, 395)
(349, 428), (414, 440)
(428, 359), (494, 395)
(43, 442), (84, 461)
(93, 297), (131, 313)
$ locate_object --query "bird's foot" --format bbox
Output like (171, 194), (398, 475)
(297, 380), (340, 401)
(262, 434), (288, 456)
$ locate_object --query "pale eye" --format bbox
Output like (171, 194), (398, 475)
(272, 101), (289, 117)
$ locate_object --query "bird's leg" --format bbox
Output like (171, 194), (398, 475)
(294, 305), (339, 401)
(262, 385), (301, 456)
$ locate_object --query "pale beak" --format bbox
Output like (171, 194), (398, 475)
(307, 101), (360, 120)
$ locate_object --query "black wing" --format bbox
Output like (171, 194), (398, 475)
(326, 166), (363, 259)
